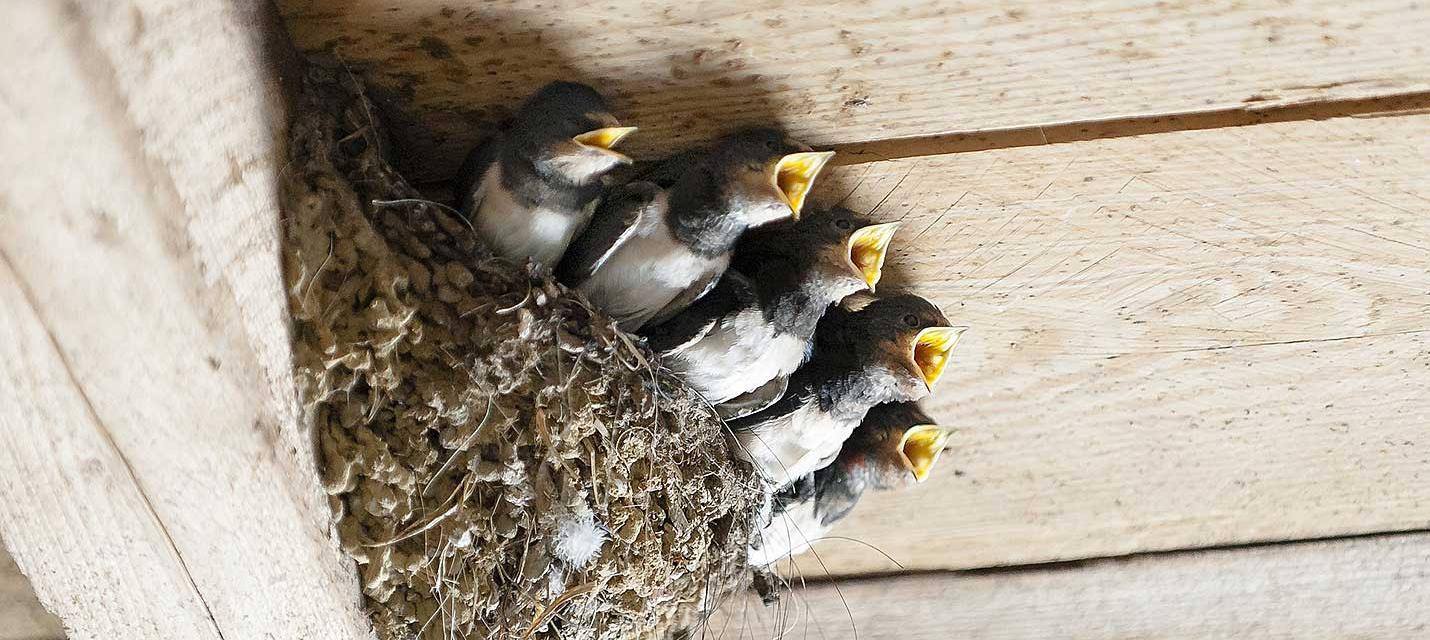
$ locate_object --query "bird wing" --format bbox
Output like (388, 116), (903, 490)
(634, 148), (706, 188)
(452, 134), (501, 213)
(728, 382), (809, 434)
(812, 462), (868, 527)
(715, 374), (789, 421)
(645, 261), (726, 328)
(773, 474), (818, 515)
(556, 181), (660, 285)
(748, 488), (821, 568)
(641, 270), (755, 354)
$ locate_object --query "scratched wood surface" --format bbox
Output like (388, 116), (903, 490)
(780, 112), (1430, 576)
(0, 1), (372, 639)
(711, 533), (1430, 639)
(275, 0), (1430, 179)
(2, 0), (1429, 636)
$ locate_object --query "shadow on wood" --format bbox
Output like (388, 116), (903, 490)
(288, 5), (788, 184)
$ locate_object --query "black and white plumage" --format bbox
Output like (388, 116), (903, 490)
(556, 128), (835, 331)
(729, 293), (965, 489)
(643, 208), (899, 418)
(747, 401), (953, 567)
(453, 81), (636, 270)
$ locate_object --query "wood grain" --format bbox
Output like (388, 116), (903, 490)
(783, 113), (1430, 576)
(1, 5), (1425, 637)
(275, 0), (1430, 179)
(710, 532), (1430, 639)
(0, 1), (371, 638)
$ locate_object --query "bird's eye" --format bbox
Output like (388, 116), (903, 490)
(902, 313), (921, 328)
(834, 218), (853, 230)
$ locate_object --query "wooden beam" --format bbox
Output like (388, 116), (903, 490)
(0, 1), (371, 638)
(790, 112), (1430, 576)
(275, 0), (1430, 179)
(711, 532), (1430, 639)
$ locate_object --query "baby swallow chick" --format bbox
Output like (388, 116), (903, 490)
(453, 81), (636, 270)
(643, 207), (899, 418)
(747, 401), (954, 567)
(556, 128), (834, 331)
(729, 293), (965, 489)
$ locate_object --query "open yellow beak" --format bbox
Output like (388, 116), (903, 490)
(573, 126), (638, 161)
(771, 151), (835, 220)
(910, 326), (966, 390)
(898, 424), (951, 483)
(846, 222), (899, 292)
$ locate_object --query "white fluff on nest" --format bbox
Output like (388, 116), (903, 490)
(551, 500), (607, 569)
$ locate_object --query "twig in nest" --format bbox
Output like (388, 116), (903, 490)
(301, 233), (335, 308)
(371, 197), (476, 232)
(786, 530), (860, 640)
(365, 388), (386, 424)
(421, 395), (496, 496)
(365, 496), (463, 549)
(459, 302), (494, 318)
(338, 125), (372, 144)
(339, 61), (385, 159)
(610, 347), (642, 373)
(520, 582), (597, 640)
(416, 552), (459, 640)
(495, 286), (533, 315)
(809, 536), (906, 570)
(366, 476), (474, 548)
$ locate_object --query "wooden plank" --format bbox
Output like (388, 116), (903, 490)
(0, 547), (63, 640)
(785, 113), (1430, 576)
(0, 258), (211, 639)
(0, 2), (371, 639)
(710, 532), (1430, 639)
(275, 0), (1430, 179)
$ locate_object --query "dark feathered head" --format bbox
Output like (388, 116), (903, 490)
(672, 128), (834, 228)
(507, 81), (636, 182)
(735, 206), (899, 296)
(817, 293), (965, 395)
(811, 400), (954, 525)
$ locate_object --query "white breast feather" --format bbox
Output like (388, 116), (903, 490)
(667, 311), (808, 404)
(745, 365), (907, 485)
(473, 166), (585, 269)
(550, 501), (606, 569)
(736, 402), (858, 488)
(578, 202), (726, 330)
(747, 499), (825, 567)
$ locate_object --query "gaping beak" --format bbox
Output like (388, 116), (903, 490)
(909, 326), (966, 390)
(845, 222), (899, 292)
(573, 126), (638, 162)
(771, 151), (835, 220)
(898, 424), (952, 483)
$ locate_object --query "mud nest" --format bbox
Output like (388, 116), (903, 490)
(281, 63), (764, 640)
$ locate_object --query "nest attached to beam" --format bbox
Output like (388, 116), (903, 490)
(281, 63), (762, 640)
